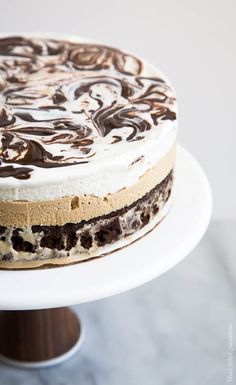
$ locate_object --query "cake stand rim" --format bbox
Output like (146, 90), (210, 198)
(0, 145), (212, 310)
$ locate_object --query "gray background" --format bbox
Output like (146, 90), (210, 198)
(0, 0), (235, 220)
(0, 1), (235, 384)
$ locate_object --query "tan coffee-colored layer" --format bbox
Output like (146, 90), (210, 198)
(0, 145), (175, 227)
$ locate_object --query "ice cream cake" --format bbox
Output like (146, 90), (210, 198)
(0, 35), (177, 268)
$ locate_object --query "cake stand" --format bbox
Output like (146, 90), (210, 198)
(0, 146), (212, 368)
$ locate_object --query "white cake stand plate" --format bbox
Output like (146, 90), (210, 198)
(0, 146), (212, 368)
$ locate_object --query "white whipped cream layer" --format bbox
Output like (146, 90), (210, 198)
(0, 126), (176, 201)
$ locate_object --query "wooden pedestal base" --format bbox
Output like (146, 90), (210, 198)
(0, 307), (82, 368)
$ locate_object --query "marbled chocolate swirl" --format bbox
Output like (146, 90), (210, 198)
(0, 36), (176, 180)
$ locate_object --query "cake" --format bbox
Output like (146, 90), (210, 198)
(0, 34), (177, 269)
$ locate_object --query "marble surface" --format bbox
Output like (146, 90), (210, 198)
(0, 220), (235, 385)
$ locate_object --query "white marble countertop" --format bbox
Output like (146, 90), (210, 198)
(0, 220), (235, 385)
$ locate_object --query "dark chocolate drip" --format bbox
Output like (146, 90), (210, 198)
(0, 36), (64, 57)
(74, 76), (136, 100)
(0, 165), (32, 179)
(0, 132), (88, 168)
(93, 104), (151, 140)
(0, 36), (176, 180)
(111, 135), (122, 144)
(0, 108), (16, 127)
(52, 90), (67, 104)
(160, 109), (176, 121)
(11, 127), (56, 136)
(69, 44), (142, 75)
(151, 108), (176, 125)
(15, 112), (59, 122)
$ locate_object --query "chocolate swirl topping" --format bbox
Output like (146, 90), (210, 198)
(0, 36), (176, 180)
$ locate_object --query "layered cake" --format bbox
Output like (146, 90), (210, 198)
(0, 34), (177, 269)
